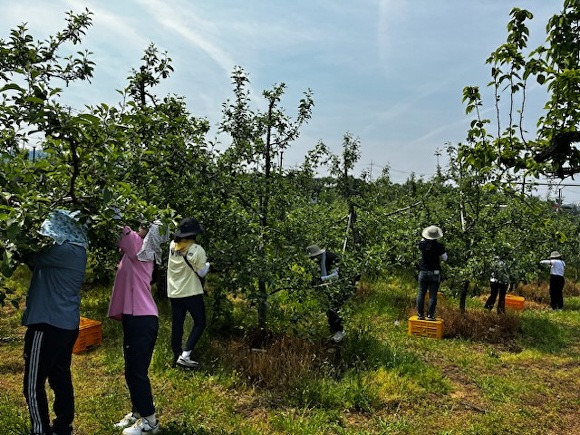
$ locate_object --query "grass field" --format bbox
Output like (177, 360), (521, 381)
(0, 275), (578, 434)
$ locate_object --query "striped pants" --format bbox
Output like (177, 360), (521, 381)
(23, 324), (79, 435)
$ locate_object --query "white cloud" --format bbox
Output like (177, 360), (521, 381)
(0, 0), (567, 180)
(136, 0), (235, 74)
(74, 0), (151, 52)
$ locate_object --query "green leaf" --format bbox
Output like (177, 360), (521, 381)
(103, 187), (113, 204)
(0, 83), (25, 93)
(6, 222), (20, 240)
(76, 114), (100, 124)
(24, 96), (45, 104)
(1, 254), (14, 278)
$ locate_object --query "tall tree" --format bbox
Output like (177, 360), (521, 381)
(459, 0), (580, 182)
(215, 66), (314, 333)
(0, 10), (97, 303)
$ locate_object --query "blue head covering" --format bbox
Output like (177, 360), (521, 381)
(38, 209), (88, 249)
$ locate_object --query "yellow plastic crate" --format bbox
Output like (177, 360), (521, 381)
(408, 315), (444, 339)
(505, 295), (525, 310)
(73, 316), (102, 354)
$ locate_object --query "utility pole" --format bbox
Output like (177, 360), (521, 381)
(434, 148), (442, 179)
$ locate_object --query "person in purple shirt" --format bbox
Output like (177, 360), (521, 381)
(108, 221), (167, 435)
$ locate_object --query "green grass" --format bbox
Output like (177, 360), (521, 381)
(0, 277), (578, 434)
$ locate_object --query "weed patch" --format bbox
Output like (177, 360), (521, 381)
(435, 305), (521, 344)
(212, 334), (326, 389)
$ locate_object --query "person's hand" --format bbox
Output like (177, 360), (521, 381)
(107, 206), (123, 221)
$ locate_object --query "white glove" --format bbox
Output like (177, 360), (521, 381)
(197, 262), (210, 278)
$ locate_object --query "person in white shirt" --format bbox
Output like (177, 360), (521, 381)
(167, 217), (210, 368)
(307, 245), (345, 343)
(540, 251), (565, 310)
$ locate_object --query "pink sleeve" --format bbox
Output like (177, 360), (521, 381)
(118, 226), (143, 259)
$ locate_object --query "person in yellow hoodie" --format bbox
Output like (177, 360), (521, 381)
(167, 218), (210, 368)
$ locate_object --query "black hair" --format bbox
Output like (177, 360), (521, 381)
(174, 235), (196, 242)
(139, 221), (150, 230)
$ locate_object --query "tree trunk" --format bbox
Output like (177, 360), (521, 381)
(257, 279), (268, 330)
(348, 203), (362, 249)
(459, 279), (470, 313)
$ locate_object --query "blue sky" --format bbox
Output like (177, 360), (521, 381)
(1, 0), (570, 196)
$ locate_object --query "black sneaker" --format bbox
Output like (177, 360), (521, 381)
(417, 314), (425, 320)
(427, 315), (436, 321)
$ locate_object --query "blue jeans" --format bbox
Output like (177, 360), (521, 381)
(417, 270), (441, 318)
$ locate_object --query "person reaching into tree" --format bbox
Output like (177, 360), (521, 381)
(109, 220), (168, 435)
(540, 251), (566, 310)
(484, 255), (510, 314)
(307, 244), (346, 343)
(167, 217), (210, 369)
(21, 210), (88, 435)
(416, 225), (447, 320)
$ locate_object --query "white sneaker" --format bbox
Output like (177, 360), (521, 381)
(176, 355), (200, 369)
(114, 412), (139, 428)
(331, 330), (346, 343)
(122, 417), (159, 434)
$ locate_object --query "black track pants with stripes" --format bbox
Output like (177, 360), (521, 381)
(23, 324), (79, 435)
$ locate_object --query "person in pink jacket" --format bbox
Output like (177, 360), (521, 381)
(108, 221), (167, 435)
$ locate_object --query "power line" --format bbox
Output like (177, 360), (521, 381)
(520, 182), (580, 187)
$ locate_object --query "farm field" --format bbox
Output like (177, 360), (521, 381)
(1, 3), (580, 434)
(1, 277), (578, 435)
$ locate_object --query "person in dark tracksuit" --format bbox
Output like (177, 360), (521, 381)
(21, 210), (88, 435)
